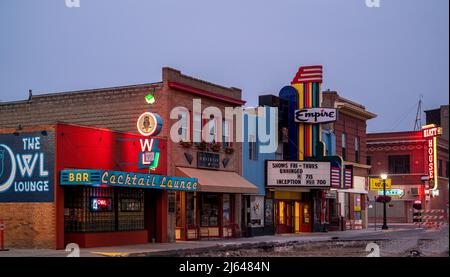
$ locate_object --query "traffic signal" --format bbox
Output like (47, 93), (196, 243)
(413, 202), (422, 210)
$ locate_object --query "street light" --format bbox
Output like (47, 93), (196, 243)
(380, 173), (389, 230)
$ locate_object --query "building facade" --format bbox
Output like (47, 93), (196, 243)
(242, 98), (282, 236)
(0, 67), (258, 249)
(322, 91), (377, 230)
(367, 107), (449, 223)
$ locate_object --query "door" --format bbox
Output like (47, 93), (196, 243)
(276, 200), (296, 233)
(300, 202), (312, 232)
(294, 201), (301, 233)
(286, 202), (293, 233)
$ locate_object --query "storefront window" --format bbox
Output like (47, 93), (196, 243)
(250, 196), (264, 227)
(64, 187), (144, 233)
(303, 203), (310, 224)
(176, 191), (183, 228)
(223, 194), (231, 226)
(200, 193), (219, 227)
(186, 192), (196, 226)
(117, 188), (145, 231)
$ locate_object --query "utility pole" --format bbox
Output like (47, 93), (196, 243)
(414, 95), (423, 131)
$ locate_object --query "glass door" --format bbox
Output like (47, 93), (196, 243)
(286, 202), (293, 233)
(294, 201), (301, 233)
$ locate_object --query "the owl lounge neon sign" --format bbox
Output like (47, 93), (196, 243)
(137, 94), (163, 170)
(422, 124), (442, 195)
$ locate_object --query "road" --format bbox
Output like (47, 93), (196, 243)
(0, 224), (447, 257)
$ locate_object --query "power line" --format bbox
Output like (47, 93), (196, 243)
(389, 98), (421, 131)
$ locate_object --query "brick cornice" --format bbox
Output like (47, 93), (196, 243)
(168, 82), (246, 106)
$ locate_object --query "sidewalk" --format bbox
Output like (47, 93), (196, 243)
(0, 227), (405, 257)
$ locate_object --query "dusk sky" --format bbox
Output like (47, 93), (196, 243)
(0, 0), (448, 132)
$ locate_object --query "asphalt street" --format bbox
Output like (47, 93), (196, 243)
(0, 223), (447, 257)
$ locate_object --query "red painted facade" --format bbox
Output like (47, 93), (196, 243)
(55, 123), (169, 249)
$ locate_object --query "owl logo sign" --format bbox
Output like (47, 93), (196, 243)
(0, 145), (16, 193)
(0, 133), (54, 202)
(0, 149), (4, 179)
(137, 112), (162, 137)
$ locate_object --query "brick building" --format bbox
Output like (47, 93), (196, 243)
(367, 105), (449, 224)
(322, 90), (377, 230)
(0, 67), (258, 249)
(367, 130), (449, 223)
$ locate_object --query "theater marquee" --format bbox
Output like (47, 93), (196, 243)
(266, 161), (331, 187)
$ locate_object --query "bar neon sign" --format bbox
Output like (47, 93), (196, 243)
(422, 124), (441, 193)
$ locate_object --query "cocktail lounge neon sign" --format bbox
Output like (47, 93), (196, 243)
(60, 169), (198, 192)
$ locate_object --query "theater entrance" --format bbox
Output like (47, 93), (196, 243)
(274, 191), (312, 233)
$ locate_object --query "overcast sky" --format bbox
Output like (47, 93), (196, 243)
(0, 0), (448, 132)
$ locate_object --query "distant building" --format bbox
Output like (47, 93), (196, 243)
(367, 106), (449, 223)
(425, 105), (449, 141)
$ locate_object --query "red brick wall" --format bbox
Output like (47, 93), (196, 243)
(0, 203), (56, 249)
(367, 131), (449, 216)
(334, 113), (368, 164)
(0, 83), (164, 133)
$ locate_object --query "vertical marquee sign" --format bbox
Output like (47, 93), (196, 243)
(137, 93), (163, 170)
(422, 124), (442, 196)
(280, 65), (325, 160)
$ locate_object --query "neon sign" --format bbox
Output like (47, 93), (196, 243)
(422, 124), (441, 194)
(138, 138), (160, 170)
(61, 169), (199, 192)
(137, 112), (162, 137)
(90, 197), (112, 212)
(377, 189), (404, 197)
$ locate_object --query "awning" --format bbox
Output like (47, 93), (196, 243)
(176, 167), (259, 194)
(336, 188), (369, 194)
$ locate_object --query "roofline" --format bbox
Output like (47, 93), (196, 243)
(0, 82), (162, 106)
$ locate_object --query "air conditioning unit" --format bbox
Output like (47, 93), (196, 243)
(410, 188), (419, 196)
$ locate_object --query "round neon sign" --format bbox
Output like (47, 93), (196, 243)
(136, 112), (162, 136)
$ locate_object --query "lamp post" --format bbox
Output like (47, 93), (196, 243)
(381, 174), (389, 230)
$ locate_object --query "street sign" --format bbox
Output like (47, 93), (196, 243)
(377, 189), (404, 198)
(369, 178), (392, 190)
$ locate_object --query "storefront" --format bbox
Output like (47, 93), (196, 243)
(175, 167), (258, 240)
(0, 67), (253, 249)
(271, 65), (336, 233)
(272, 190), (313, 233)
(266, 160), (332, 233)
(339, 175), (369, 230)
(0, 123), (190, 248)
(55, 123), (201, 248)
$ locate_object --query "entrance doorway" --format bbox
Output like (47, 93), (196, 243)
(275, 200), (312, 233)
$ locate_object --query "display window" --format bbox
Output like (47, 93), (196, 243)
(64, 187), (144, 233)
(223, 194), (231, 226)
(200, 193), (219, 227)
